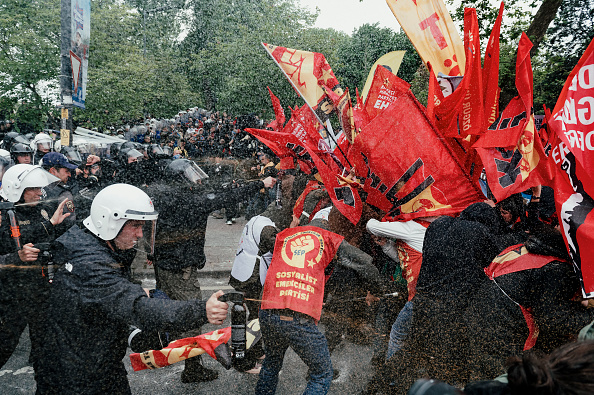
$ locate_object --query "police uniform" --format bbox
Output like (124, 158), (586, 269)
(0, 203), (57, 370)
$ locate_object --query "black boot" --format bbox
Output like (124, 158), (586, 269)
(181, 355), (219, 383)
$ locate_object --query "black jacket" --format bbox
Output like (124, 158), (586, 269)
(145, 180), (265, 270)
(42, 181), (77, 237)
(0, 203), (57, 300)
(465, 231), (594, 381)
(38, 225), (209, 394)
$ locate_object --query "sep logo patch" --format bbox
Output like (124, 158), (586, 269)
(280, 230), (325, 269)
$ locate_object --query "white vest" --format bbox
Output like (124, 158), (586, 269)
(231, 215), (276, 285)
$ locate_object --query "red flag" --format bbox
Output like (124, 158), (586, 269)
(482, 2), (504, 129)
(262, 43), (342, 125)
(426, 62), (444, 120)
(548, 37), (594, 297)
(349, 85), (483, 221)
(267, 87), (286, 130)
(433, 8), (484, 139)
(363, 65), (410, 121)
(473, 33), (552, 202)
(246, 127), (317, 174)
(353, 87), (371, 135)
(130, 327), (231, 371)
(306, 145), (362, 225)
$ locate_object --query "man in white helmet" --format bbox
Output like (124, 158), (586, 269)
(36, 183), (228, 394)
(30, 132), (53, 164)
(0, 164), (71, 373)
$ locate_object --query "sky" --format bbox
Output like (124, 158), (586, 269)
(297, 0), (402, 35)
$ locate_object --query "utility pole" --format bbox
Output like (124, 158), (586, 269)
(60, 0), (73, 147)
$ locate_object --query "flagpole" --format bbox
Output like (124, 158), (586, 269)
(261, 43), (353, 170)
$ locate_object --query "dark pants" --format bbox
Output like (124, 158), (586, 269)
(0, 281), (51, 390)
(256, 309), (332, 395)
(154, 265), (205, 373)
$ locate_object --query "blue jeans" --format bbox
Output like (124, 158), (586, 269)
(256, 309), (333, 395)
(386, 301), (413, 360)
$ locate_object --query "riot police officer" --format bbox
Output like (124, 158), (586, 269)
(41, 152), (79, 236)
(144, 158), (276, 383)
(0, 164), (71, 373)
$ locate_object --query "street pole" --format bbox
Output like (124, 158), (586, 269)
(60, 0), (73, 147)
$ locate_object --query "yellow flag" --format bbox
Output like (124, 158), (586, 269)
(386, 0), (465, 77)
(361, 51), (406, 101)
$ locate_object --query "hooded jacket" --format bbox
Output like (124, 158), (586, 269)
(38, 225), (209, 394)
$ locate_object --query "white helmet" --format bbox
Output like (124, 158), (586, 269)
(0, 164), (60, 202)
(83, 183), (158, 241)
(30, 133), (53, 152)
(0, 149), (10, 161)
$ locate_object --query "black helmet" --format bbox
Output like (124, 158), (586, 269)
(164, 159), (209, 185)
(146, 144), (168, 159)
(60, 145), (83, 166)
(3, 132), (29, 151)
(10, 143), (33, 164)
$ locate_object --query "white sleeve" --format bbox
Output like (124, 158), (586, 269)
(366, 218), (426, 253)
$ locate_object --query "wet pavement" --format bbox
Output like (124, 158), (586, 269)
(0, 215), (377, 394)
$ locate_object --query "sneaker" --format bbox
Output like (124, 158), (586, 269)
(245, 362), (262, 374)
(226, 220), (233, 225)
(181, 366), (219, 383)
(231, 217), (237, 223)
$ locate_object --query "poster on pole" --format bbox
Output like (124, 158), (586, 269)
(70, 0), (90, 109)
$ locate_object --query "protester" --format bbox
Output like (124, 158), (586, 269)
(41, 152), (79, 237)
(143, 159), (276, 383)
(255, 217), (385, 395)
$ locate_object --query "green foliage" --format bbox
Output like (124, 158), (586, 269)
(333, 23), (421, 94)
(0, 0), (61, 127)
(180, 0), (341, 118)
(3, 0), (590, 128)
(446, 0), (537, 44)
(73, 0), (199, 127)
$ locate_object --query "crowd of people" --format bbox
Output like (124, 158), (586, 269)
(1, 110), (594, 395)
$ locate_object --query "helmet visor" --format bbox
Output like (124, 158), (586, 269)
(184, 162), (209, 184)
(151, 145), (165, 156)
(37, 141), (52, 151)
(62, 147), (83, 164)
(135, 219), (158, 255)
(127, 149), (144, 163)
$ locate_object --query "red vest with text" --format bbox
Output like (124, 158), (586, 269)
(485, 244), (564, 350)
(261, 226), (344, 321)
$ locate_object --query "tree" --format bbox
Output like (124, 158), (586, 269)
(74, 0), (200, 128)
(334, 23), (421, 94)
(0, 0), (61, 130)
(180, 0), (347, 117)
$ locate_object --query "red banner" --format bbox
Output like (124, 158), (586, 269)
(482, 2), (504, 130)
(364, 65), (410, 121)
(548, 37), (594, 297)
(474, 33), (553, 202)
(130, 327), (231, 372)
(262, 43), (342, 124)
(246, 127), (316, 174)
(433, 8), (484, 139)
(267, 86), (285, 130)
(349, 85), (483, 220)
